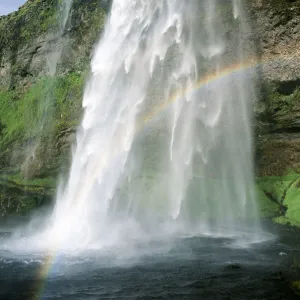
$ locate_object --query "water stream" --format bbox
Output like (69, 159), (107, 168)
(23, 0), (73, 176)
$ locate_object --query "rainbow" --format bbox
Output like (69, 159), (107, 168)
(32, 53), (295, 299)
(138, 59), (256, 128)
(32, 250), (56, 300)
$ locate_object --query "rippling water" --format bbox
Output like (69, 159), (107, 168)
(0, 222), (299, 300)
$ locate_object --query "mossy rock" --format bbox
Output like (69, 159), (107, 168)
(0, 177), (54, 217)
(280, 179), (300, 226)
(255, 182), (279, 218)
(256, 173), (300, 226)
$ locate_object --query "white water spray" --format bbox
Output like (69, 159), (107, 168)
(41, 0), (261, 249)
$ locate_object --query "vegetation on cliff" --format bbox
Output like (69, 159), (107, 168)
(0, 0), (108, 215)
(257, 174), (300, 225)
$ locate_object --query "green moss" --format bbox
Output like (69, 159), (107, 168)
(0, 71), (84, 147)
(273, 216), (300, 227)
(256, 173), (299, 201)
(0, 0), (59, 49)
(71, 1), (107, 45)
(53, 71), (85, 131)
(0, 70), (85, 181)
(282, 179), (300, 225)
(255, 183), (279, 217)
(0, 176), (54, 217)
(0, 174), (56, 189)
(256, 173), (300, 226)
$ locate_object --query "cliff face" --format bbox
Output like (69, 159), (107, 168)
(0, 0), (110, 215)
(247, 0), (300, 226)
(250, 0), (300, 176)
(0, 0), (299, 219)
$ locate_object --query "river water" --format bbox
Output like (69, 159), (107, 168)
(0, 221), (299, 300)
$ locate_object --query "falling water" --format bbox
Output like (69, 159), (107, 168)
(23, 0), (73, 176)
(47, 0), (73, 76)
(45, 0), (260, 248)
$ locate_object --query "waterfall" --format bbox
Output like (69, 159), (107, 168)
(46, 0), (260, 248)
(47, 0), (73, 76)
(23, 0), (73, 177)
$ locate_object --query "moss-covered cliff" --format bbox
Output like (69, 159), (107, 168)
(0, 0), (109, 215)
(247, 0), (300, 225)
(251, 0), (300, 176)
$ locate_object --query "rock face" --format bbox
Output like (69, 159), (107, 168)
(0, 0), (299, 218)
(249, 0), (300, 176)
(0, 0), (110, 215)
(246, 0), (300, 225)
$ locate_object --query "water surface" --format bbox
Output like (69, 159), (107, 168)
(0, 222), (299, 300)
